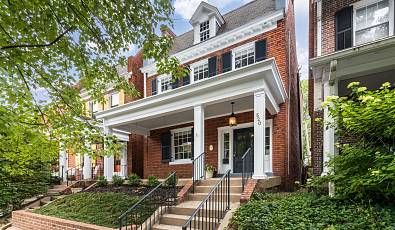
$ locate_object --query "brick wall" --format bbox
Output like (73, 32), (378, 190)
(311, 110), (324, 176)
(12, 210), (114, 230)
(125, 50), (144, 103)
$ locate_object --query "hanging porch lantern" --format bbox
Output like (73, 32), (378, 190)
(228, 102), (237, 127)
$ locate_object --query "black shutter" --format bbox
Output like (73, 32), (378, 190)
(191, 127), (194, 159)
(336, 6), (353, 51)
(221, 51), (232, 73)
(255, 39), (267, 62)
(161, 131), (172, 162)
(151, 78), (157, 96)
(171, 78), (179, 89)
(183, 67), (191, 86)
(208, 56), (217, 77)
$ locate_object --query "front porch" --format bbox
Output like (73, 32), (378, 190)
(95, 58), (287, 181)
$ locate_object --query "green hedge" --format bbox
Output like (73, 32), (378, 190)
(231, 193), (395, 230)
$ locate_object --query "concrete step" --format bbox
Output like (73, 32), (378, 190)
(198, 178), (241, 186)
(187, 193), (240, 202)
(152, 224), (183, 230)
(194, 185), (242, 193)
(159, 213), (218, 227)
(169, 201), (230, 216)
(71, 188), (82, 193)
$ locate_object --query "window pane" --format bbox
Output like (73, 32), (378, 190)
(111, 92), (119, 107)
(356, 22), (389, 45)
(173, 129), (192, 160)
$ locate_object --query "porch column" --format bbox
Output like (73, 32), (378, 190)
(120, 142), (128, 178)
(194, 105), (205, 179)
(83, 154), (92, 180)
(59, 142), (68, 182)
(104, 127), (114, 181)
(253, 90), (267, 179)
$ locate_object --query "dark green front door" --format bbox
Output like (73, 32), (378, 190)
(233, 127), (254, 173)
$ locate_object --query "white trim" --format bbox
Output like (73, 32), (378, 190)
(317, 0), (322, 56)
(144, 73), (147, 98)
(157, 74), (173, 94)
(169, 159), (193, 165)
(232, 41), (255, 71)
(352, 0), (394, 46)
(190, 59), (209, 84)
(141, 11), (284, 76)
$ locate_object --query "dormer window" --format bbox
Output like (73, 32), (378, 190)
(200, 21), (210, 42)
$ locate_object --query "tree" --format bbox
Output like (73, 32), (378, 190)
(0, 0), (182, 214)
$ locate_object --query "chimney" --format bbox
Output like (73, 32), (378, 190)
(160, 25), (176, 38)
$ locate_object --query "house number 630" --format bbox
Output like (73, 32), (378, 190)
(256, 113), (262, 126)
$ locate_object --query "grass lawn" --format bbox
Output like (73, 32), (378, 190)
(33, 192), (140, 228)
(230, 192), (395, 230)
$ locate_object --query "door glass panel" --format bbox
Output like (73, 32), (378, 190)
(265, 127), (271, 155)
(223, 132), (230, 163)
(233, 128), (254, 173)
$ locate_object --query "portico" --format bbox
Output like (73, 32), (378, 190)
(95, 58), (287, 180)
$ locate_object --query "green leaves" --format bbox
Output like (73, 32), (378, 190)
(231, 193), (395, 230)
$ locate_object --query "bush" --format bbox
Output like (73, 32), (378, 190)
(318, 82), (395, 201)
(231, 193), (395, 230)
(165, 173), (177, 187)
(112, 175), (124, 186)
(97, 176), (108, 187)
(128, 173), (141, 186)
(147, 175), (159, 187)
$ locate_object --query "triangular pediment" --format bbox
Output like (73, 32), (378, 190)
(189, 2), (224, 26)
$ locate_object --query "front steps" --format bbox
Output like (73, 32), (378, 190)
(153, 178), (242, 230)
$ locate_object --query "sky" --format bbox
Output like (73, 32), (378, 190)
(166, 0), (309, 79)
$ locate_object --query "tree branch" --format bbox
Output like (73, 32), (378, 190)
(0, 27), (73, 50)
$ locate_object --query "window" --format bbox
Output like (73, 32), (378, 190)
(172, 128), (192, 161)
(200, 21), (210, 42)
(92, 102), (99, 113)
(159, 75), (172, 93)
(110, 92), (119, 107)
(265, 127), (271, 155)
(193, 62), (209, 82)
(234, 46), (255, 69)
(223, 132), (230, 164)
(355, 0), (392, 45)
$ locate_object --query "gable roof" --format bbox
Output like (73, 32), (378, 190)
(189, 2), (225, 26)
(170, 0), (277, 54)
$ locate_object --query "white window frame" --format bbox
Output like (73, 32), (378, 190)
(200, 20), (210, 42)
(157, 74), (173, 94)
(231, 42), (256, 70)
(190, 59), (209, 84)
(352, 0), (394, 46)
(170, 126), (193, 165)
(110, 92), (119, 107)
(92, 101), (99, 113)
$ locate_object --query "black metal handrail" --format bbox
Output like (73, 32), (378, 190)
(66, 166), (83, 186)
(242, 147), (253, 191)
(182, 169), (230, 230)
(192, 152), (205, 193)
(118, 172), (177, 230)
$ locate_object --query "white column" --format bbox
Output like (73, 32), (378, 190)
(194, 105), (205, 179)
(120, 143), (128, 178)
(59, 143), (68, 182)
(322, 80), (336, 176)
(104, 126), (114, 181)
(83, 154), (92, 180)
(253, 90), (267, 179)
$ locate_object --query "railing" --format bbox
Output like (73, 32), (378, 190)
(66, 167), (83, 186)
(182, 170), (230, 230)
(118, 172), (177, 230)
(91, 163), (104, 180)
(192, 152), (205, 193)
(242, 147), (253, 191)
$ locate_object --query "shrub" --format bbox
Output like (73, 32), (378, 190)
(147, 175), (159, 187)
(317, 82), (395, 201)
(112, 175), (124, 186)
(97, 176), (108, 187)
(128, 173), (141, 186)
(165, 173), (177, 187)
(231, 193), (395, 230)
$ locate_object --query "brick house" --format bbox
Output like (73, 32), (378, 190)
(309, 0), (395, 175)
(61, 0), (302, 189)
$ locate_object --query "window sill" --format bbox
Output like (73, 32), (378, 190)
(169, 159), (193, 165)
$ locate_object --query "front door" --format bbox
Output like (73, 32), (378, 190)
(233, 128), (254, 173)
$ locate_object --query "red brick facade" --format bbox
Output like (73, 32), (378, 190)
(125, 50), (145, 103)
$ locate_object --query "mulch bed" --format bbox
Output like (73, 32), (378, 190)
(84, 185), (182, 197)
